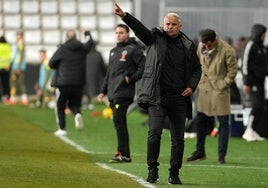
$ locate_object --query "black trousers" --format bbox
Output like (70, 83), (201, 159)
(249, 83), (265, 116)
(110, 98), (133, 158)
(195, 112), (229, 158)
(147, 95), (187, 175)
(55, 86), (84, 130)
(0, 69), (10, 98)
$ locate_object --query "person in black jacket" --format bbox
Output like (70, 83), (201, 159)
(242, 24), (267, 142)
(49, 29), (93, 136)
(114, 3), (201, 185)
(97, 24), (145, 163)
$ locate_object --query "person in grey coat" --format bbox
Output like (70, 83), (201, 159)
(84, 41), (106, 110)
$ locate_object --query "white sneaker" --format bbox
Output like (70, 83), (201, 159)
(184, 132), (196, 139)
(87, 104), (95, 110)
(188, 132), (197, 138)
(242, 128), (257, 142)
(75, 113), (84, 130)
(54, 129), (67, 136)
(252, 130), (265, 141)
(184, 132), (190, 139)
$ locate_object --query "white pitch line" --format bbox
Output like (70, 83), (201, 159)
(57, 135), (91, 154)
(97, 163), (156, 188)
(56, 134), (267, 187)
(55, 135), (156, 188)
(183, 164), (268, 170)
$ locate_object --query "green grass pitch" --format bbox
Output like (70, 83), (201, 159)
(0, 102), (267, 188)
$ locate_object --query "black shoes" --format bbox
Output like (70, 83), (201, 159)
(218, 156), (225, 164)
(146, 169), (159, 183)
(147, 169), (183, 185)
(187, 151), (226, 164)
(168, 175), (182, 185)
(109, 152), (132, 163)
(187, 151), (206, 161)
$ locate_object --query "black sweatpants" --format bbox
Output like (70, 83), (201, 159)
(55, 86), (84, 130)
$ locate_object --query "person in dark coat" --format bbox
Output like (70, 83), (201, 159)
(97, 24), (145, 163)
(84, 41), (106, 110)
(242, 23), (267, 142)
(49, 29), (93, 136)
(113, 3), (201, 185)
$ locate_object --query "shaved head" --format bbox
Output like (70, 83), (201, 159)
(66, 30), (76, 40)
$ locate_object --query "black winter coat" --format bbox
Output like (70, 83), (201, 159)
(100, 37), (145, 101)
(242, 24), (268, 86)
(49, 32), (93, 87)
(122, 13), (201, 118)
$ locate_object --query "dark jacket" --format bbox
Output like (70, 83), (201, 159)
(122, 13), (202, 117)
(242, 24), (268, 86)
(100, 37), (145, 101)
(85, 45), (107, 96)
(49, 31), (93, 87)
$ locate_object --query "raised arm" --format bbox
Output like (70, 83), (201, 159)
(113, 3), (126, 17)
(113, 3), (154, 46)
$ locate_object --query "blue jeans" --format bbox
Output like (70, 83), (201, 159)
(195, 112), (229, 158)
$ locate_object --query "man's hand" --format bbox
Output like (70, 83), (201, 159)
(97, 93), (105, 103)
(113, 3), (126, 17)
(243, 85), (250, 94)
(181, 87), (193, 97)
(125, 76), (130, 84)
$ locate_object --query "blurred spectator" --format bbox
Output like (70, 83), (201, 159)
(234, 36), (248, 60)
(242, 24), (267, 142)
(224, 36), (233, 46)
(49, 29), (93, 136)
(224, 36), (242, 104)
(233, 36), (249, 105)
(84, 41), (106, 110)
(0, 36), (12, 102)
(34, 49), (53, 108)
(6, 31), (28, 105)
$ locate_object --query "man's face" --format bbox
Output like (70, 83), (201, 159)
(202, 40), (217, 51)
(163, 16), (182, 38)
(16, 34), (23, 41)
(261, 32), (266, 42)
(115, 27), (129, 43)
(39, 52), (46, 62)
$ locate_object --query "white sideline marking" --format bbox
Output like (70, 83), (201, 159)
(56, 135), (156, 188)
(56, 134), (267, 187)
(184, 164), (268, 170)
(57, 135), (90, 153)
(97, 163), (156, 188)
(158, 162), (268, 171)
